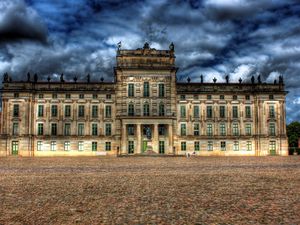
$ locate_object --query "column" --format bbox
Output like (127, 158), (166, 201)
(136, 123), (141, 154)
(168, 124), (173, 154)
(121, 123), (127, 154)
(153, 123), (158, 152)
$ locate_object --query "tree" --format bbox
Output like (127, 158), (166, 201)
(287, 121), (300, 147)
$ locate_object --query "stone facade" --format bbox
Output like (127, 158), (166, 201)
(0, 43), (288, 156)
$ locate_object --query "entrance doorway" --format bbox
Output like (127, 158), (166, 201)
(12, 141), (19, 155)
(128, 141), (134, 154)
(159, 141), (165, 154)
(142, 141), (147, 153)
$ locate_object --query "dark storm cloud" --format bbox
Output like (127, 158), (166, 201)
(0, 0), (300, 122)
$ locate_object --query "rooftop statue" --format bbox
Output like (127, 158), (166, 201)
(34, 73), (38, 82)
(27, 72), (31, 82)
(169, 42), (174, 51)
(225, 75), (229, 83)
(143, 42), (150, 49)
(60, 73), (64, 82)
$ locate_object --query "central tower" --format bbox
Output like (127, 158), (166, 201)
(114, 43), (178, 154)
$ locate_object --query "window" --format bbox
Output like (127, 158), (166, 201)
(143, 82), (150, 97)
(39, 94), (44, 99)
(245, 95), (250, 100)
(233, 95), (237, 100)
(128, 141), (134, 154)
(207, 106), (213, 118)
(37, 141), (42, 151)
(79, 94), (84, 99)
(194, 95), (199, 100)
(220, 95), (224, 100)
(247, 141), (252, 151)
(208, 141), (213, 151)
(269, 94), (274, 100)
(245, 124), (252, 135)
(51, 105), (58, 117)
(78, 141), (84, 151)
(194, 141), (200, 151)
(128, 124), (135, 136)
(105, 142), (111, 151)
(232, 106), (238, 118)
(14, 93), (19, 98)
(13, 104), (19, 117)
(78, 124), (84, 136)
(181, 142), (186, 151)
(219, 106), (225, 118)
(51, 123), (57, 135)
(180, 95), (185, 100)
(232, 123), (239, 136)
(207, 95), (212, 100)
(194, 123), (200, 136)
(128, 104), (134, 116)
(37, 123), (43, 135)
(181, 124), (186, 136)
(64, 141), (70, 151)
(207, 124), (213, 136)
(38, 105), (44, 117)
(269, 123), (276, 136)
(65, 94), (71, 99)
(245, 106), (251, 118)
(157, 125), (165, 136)
(93, 94), (98, 99)
(92, 142), (97, 151)
(12, 123), (18, 135)
(269, 141), (276, 154)
(221, 141), (226, 151)
(52, 93), (57, 99)
(233, 141), (239, 151)
(64, 123), (71, 136)
(180, 105), (186, 118)
(106, 94), (111, 99)
(105, 105), (112, 118)
(128, 84), (134, 97)
(269, 105), (275, 118)
(159, 103), (165, 116)
(219, 123), (226, 136)
(92, 105), (98, 118)
(159, 141), (165, 154)
(143, 103), (150, 116)
(51, 141), (56, 151)
(158, 84), (165, 97)
(65, 105), (71, 117)
(78, 105), (85, 117)
(105, 123), (112, 136)
(12, 141), (19, 155)
(194, 106), (199, 118)
(92, 124), (98, 136)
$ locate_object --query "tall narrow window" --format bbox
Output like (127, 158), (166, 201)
(37, 141), (43, 151)
(105, 142), (111, 151)
(92, 105), (98, 118)
(64, 141), (70, 151)
(51, 141), (56, 151)
(51, 105), (58, 117)
(208, 141), (213, 151)
(143, 82), (150, 97)
(128, 124), (135, 136)
(181, 142), (186, 151)
(65, 105), (71, 117)
(13, 104), (19, 117)
(232, 123), (239, 136)
(105, 123), (112, 136)
(159, 141), (165, 154)
(194, 141), (200, 151)
(78, 141), (84, 151)
(219, 123), (226, 136)
(180, 124), (186, 136)
(245, 106), (251, 118)
(79, 94), (84, 99)
(51, 123), (57, 135)
(92, 124), (98, 136)
(105, 105), (112, 118)
(128, 104), (134, 116)
(78, 105), (85, 117)
(233, 141), (239, 151)
(269, 105), (275, 118)
(221, 141), (226, 151)
(128, 141), (134, 154)
(64, 123), (71, 136)
(78, 124), (85, 136)
(158, 84), (165, 97)
(207, 106), (213, 118)
(247, 141), (252, 151)
(269, 123), (276, 136)
(37, 123), (43, 135)
(143, 103), (150, 116)
(232, 106), (238, 118)
(194, 123), (200, 136)
(219, 106), (225, 118)
(12, 123), (18, 135)
(128, 84), (134, 97)
(207, 124), (213, 136)
(159, 103), (165, 116)
(269, 141), (276, 155)
(194, 106), (199, 118)
(180, 105), (186, 118)
(38, 105), (44, 117)
(158, 125), (165, 135)
(245, 124), (252, 135)
(92, 142), (97, 151)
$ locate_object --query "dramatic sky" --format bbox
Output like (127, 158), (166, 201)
(0, 0), (300, 122)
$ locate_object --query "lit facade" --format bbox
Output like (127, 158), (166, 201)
(0, 43), (288, 156)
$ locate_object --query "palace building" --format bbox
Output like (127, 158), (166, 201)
(0, 43), (288, 156)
